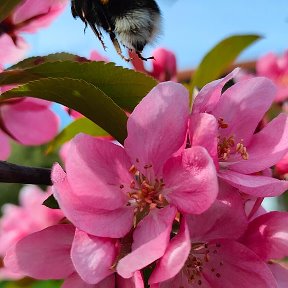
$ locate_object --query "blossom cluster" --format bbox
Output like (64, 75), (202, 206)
(2, 70), (288, 287)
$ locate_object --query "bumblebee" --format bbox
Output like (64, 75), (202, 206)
(71, 0), (161, 61)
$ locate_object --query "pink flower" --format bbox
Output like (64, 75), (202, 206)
(0, 0), (68, 65)
(0, 97), (59, 160)
(149, 182), (278, 287)
(240, 210), (288, 287)
(256, 51), (288, 102)
(4, 224), (144, 287)
(0, 185), (63, 280)
(131, 47), (177, 81)
(191, 69), (288, 197)
(52, 82), (218, 276)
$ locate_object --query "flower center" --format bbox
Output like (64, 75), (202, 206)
(217, 118), (249, 161)
(183, 242), (223, 286)
(124, 163), (168, 224)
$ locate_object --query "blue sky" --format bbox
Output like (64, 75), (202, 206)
(23, 0), (288, 70)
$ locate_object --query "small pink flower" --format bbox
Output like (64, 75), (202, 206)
(52, 82), (218, 277)
(0, 0), (68, 65)
(0, 185), (63, 280)
(241, 210), (288, 287)
(0, 96), (59, 160)
(4, 224), (144, 287)
(191, 69), (288, 197)
(130, 47), (177, 82)
(149, 182), (278, 287)
(256, 51), (288, 102)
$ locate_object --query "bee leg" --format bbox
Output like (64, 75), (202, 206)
(136, 51), (154, 61)
(109, 32), (131, 62)
(88, 23), (107, 51)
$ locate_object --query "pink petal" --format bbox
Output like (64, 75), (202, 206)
(192, 68), (240, 114)
(117, 206), (176, 279)
(256, 53), (279, 78)
(62, 273), (115, 288)
(65, 134), (132, 210)
(129, 51), (146, 73)
(189, 113), (219, 166)
(199, 240), (278, 288)
(52, 164), (134, 238)
(163, 147), (218, 214)
(212, 77), (276, 145)
(275, 152), (288, 176)
(116, 272), (144, 288)
(268, 263), (288, 288)
(149, 218), (190, 284)
(1, 102), (59, 145)
(0, 130), (11, 160)
(71, 229), (117, 284)
(151, 48), (177, 82)
(90, 50), (109, 62)
(4, 225), (75, 279)
(218, 169), (288, 197)
(0, 35), (28, 66)
(12, 0), (68, 33)
(125, 82), (189, 176)
(241, 212), (288, 261)
(228, 113), (288, 174)
(155, 240), (277, 288)
(187, 181), (248, 242)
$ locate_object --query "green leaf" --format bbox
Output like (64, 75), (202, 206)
(43, 195), (59, 209)
(0, 61), (157, 111)
(1, 78), (128, 144)
(47, 117), (108, 154)
(0, 0), (21, 22)
(191, 34), (261, 90)
(8, 53), (90, 70)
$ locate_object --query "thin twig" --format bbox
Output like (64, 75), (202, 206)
(0, 161), (52, 185)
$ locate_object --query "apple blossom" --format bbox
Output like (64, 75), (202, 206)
(0, 185), (63, 279)
(131, 47), (177, 81)
(256, 51), (288, 102)
(0, 0), (68, 65)
(191, 69), (288, 197)
(0, 96), (59, 160)
(149, 183), (279, 287)
(52, 81), (218, 277)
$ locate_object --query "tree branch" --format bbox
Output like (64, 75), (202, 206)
(0, 161), (52, 185)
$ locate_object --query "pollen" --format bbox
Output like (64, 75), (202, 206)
(217, 118), (249, 161)
(126, 163), (168, 223)
(182, 243), (223, 286)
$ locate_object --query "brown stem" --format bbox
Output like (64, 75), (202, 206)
(0, 161), (52, 185)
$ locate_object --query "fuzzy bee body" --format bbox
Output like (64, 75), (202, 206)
(71, 0), (161, 61)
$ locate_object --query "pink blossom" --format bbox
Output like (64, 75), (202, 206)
(256, 51), (288, 102)
(149, 182), (278, 287)
(0, 75), (59, 160)
(4, 224), (144, 287)
(130, 47), (177, 81)
(191, 70), (288, 197)
(52, 82), (218, 276)
(0, 185), (63, 279)
(240, 210), (288, 287)
(0, 0), (68, 65)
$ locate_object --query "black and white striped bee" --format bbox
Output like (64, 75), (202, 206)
(71, 0), (161, 61)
